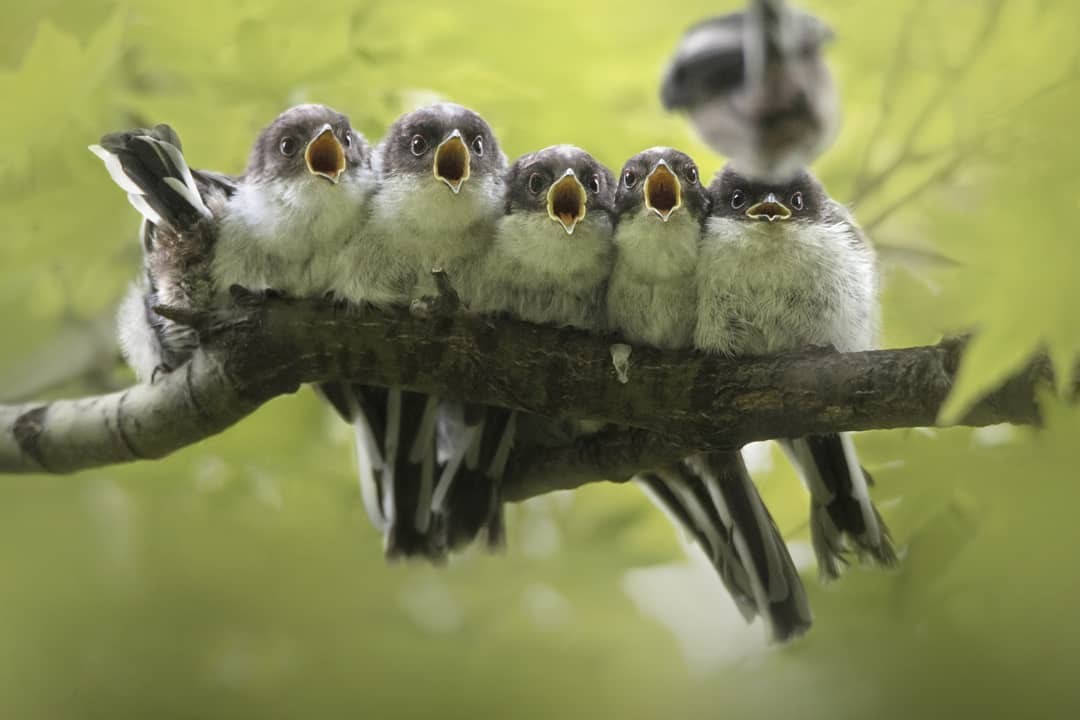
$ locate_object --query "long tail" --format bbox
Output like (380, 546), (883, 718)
(90, 124), (213, 232)
(639, 451), (812, 643)
(638, 466), (758, 623)
(318, 383), (445, 562)
(94, 126), (235, 382)
(781, 433), (897, 580)
(383, 389), (443, 561)
(317, 382), (390, 533)
(686, 451), (812, 643)
(432, 402), (511, 553)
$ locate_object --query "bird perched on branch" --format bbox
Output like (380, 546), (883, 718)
(321, 103), (508, 561)
(660, 0), (838, 182)
(696, 165), (896, 580)
(607, 147), (811, 642)
(91, 105), (375, 381)
(444, 145), (617, 555)
(91, 124), (234, 381)
(423, 144), (619, 557)
(471, 145), (615, 327)
(211, 105), (375, 299)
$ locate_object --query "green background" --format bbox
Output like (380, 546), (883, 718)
(2, 1), (1079, 717)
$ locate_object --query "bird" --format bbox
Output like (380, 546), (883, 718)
(320, 103), (508, 562)
(607, 147), (811, 643)
(92, 123), (234, 382)
(434, 144), (617, 552)
(660, 0), (838, 182)
(469, 144), (616, 327)
(607, 147), (704, 351)
(696, 164), (897, 580)
(212, 104), (377, 299)
(91, 105), (375, 382)
(439, 145), (617, 555)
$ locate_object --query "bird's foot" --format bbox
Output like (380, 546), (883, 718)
(410, 268), (462, 321)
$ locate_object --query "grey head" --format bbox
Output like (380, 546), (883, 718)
(504, 145), (615, 234)
(614, 147), (710, 225)
(244, 103), (373, 186)
(378, 103), (506, 192)
(709, 163), (830, 226)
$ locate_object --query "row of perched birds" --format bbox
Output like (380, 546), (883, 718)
(91, 99), (895, 644)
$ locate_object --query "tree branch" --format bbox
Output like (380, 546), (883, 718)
(0, 297), (1054, 502)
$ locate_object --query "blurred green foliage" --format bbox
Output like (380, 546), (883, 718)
(1, 1), (1079, 717)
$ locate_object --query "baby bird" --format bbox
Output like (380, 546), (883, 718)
(437, 145), (617, 557)
(608, 148), (811, 642)
(321, 103), (507, 561)
(93, 105), (375, 381)
(697, 164), (896, 580)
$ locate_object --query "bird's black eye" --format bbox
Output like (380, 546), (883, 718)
(791, 191), (804, 211)
(731, 189), (746, 209)
(685, 165), (699, 184)
(588, 174), (602, 194)
(623, 170), (637, 189)
(528, 173), (546, 194)
(410, 134), (428, 156)
(279, 136), (298, 157)
(343, 132), (353, 149)
(472, 136), (484, 156)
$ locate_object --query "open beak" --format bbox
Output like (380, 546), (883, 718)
(547, 169), (588, 235)
(644, 160), (682, 222)
(305, 124), (346, 183)
(434, 129), (471, 193)
(745, 193), (792, 222)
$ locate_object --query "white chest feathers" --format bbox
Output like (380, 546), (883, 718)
(213, 174), (374, 298)
(607, 209), (701, 349)
(612, 208), (701, 281)
(490, 212), (613, 289)
(367, 173), (503, 269)
(467, 212), (614, 329)
(694, 214), (879, 355)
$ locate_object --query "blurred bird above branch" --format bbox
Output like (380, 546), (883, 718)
(661, 0), (839, 181)
(0, 291), (1054, 500)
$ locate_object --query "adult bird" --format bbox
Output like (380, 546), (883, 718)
(660, 0), (838, 182)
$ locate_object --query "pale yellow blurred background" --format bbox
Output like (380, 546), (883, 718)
(2, 1), (1079, 717)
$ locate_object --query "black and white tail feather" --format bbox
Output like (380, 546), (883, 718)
(91, 125), (215, 234)
(320, 390), (511, 562)
(638, 450), (812, 643)
(318, 383), (446, 561)
(383, 389), (443, 559)
(433, 402), (511, 552)
(318, 383), (391, 533)
(90, 125), (235, 381)
(780, 433), (896, 580)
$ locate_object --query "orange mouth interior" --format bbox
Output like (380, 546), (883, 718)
(305, 129), (346, 181)
(434, 135), (470, 191)
(547, 173), (587, 233)
(644, 164), (681, 219)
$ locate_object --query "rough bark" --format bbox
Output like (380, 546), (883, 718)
(0, 295), (1051, 502)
